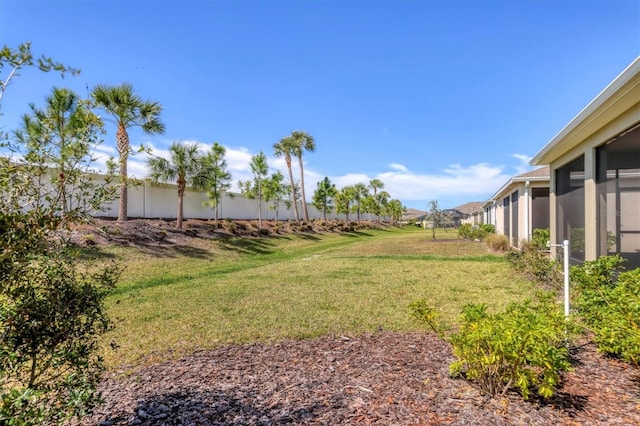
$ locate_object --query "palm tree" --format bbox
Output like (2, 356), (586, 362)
(369, 178), (385, 221)
(92, 83), (165, 222)
(335, 186), (356, 222)
(290, 130), (316, 222)
(273, 136), (299, 222)
(352, 183), (369, 223)
(147, 142), (207, 229)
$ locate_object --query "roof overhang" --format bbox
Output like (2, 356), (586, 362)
(531, 56), (640, 166)
(487, 175), (550, 202)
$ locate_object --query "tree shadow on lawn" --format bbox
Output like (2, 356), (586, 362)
(217, 237), (277, 255)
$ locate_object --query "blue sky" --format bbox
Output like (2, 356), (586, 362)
(1, 0), (639, 210)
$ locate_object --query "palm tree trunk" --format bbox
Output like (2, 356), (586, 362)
(116, 124), (129, 222)
(177, 179), (185, 229)
(285, 156), (299, 222)
(298, 156), (309, 222)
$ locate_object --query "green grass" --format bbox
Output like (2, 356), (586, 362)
(98, 226), (534, 366)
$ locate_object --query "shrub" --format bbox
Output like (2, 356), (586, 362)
(531, 228), (550, 249)
(505, 241), (562, 288)
(458, 224), (473, 239)
(484, 234), (510, 252)
(572, 255), (640, 364)
(410, 292), (574, 400)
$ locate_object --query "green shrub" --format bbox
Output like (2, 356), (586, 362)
(458, 223), (495, 241)
(572, 255), (640, 364)
(410, 292), (574, 400)
(531, 228), (550, 249)
(505, 241), (562, 288)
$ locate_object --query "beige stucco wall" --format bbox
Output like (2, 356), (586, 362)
(548, 101), (640, 260)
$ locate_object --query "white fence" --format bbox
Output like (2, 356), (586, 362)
(99, 180), (344, 221)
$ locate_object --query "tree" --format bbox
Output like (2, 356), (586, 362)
(362, 195), (378, 221)
(369, 178), (385, 221)
(376, 190), (391, 221)
(386, 199), (405, 225)
(202, 142), (232, 221)
(335, 186), (356, 222)
(312, 176), (337, 220)
(1, 49), (119, 424)
(273, 135), (299, 222)
(263, 170), (289, 221)
(0, 42), (79, 106)
(13, 87), (114, 217)
(147, 141), (208, 229)
(92, 83), (165, 222)
(352, 183), (369, 223)
(428, 199), (442, 240)
(290, 130), (315, 222)
(239, 152), (269, 228)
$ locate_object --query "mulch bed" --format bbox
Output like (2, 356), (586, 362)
(77, 331), (640, 425)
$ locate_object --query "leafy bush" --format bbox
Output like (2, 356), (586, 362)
(531, 228), (550, 249)
(410, 293), (574, 400)
(0, 45), (120, 424)
(458, 223), (495, 241)
(505, 241), (562, 288)
(484, 233), (510, 252)
(572, 255), (640, 365)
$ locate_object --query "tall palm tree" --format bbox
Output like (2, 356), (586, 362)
(273, 135), (299, 222)
(290, 130), (315, 222)
(92, 83), (165, 222)
(147, 142), (207, 229)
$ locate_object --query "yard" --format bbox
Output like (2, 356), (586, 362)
(75, 221), (639, 425)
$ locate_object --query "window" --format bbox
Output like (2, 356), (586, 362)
(531, 187), (550, 232)
(556, 156), (585, 263)
(503, 196), (510, 238)
(511, 191), (519, 246)
(596, 124), (640, 269)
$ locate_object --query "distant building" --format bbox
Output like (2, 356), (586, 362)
(483, 167), (550, 248)
(444, 202), (485, 227)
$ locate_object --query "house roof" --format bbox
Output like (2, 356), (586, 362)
(484, 167), (550, 206)
(449, 202), (484, 216)
(402, 208), (427, 220)
(531, 56), (640, 165)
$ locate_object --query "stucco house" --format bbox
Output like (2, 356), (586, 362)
(446, 202), (485, 226)
(483, 167), (550, 247)
(531, 56), (640, 269)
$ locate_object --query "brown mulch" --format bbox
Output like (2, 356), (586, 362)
(77, 331), (640, 426)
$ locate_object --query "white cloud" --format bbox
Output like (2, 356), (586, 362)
(512, 153), (534, 175)
(389, 163), (408, 173)
(94, 138), (514, 209)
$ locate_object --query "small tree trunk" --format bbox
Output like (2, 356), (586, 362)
(177, 181), (185, 229)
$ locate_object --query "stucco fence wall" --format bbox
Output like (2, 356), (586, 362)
(97, 179), (345, 221)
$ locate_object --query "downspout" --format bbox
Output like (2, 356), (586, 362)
(524, 181), (530, 242)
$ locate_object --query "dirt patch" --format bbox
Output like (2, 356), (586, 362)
(75, 331), (639, 425)
(69, 218), (387, 250)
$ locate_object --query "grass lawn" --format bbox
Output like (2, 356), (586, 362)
(99, 226), (534, 367)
